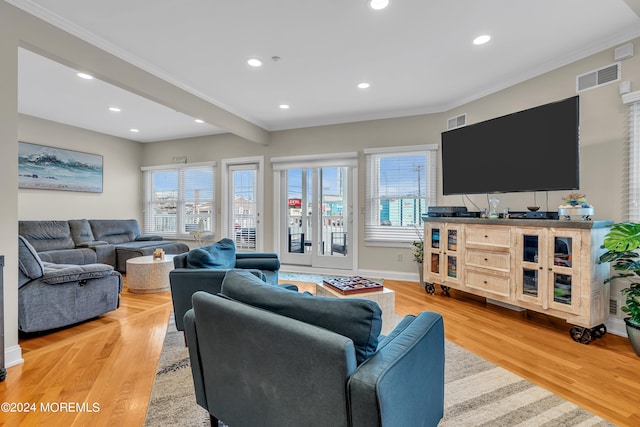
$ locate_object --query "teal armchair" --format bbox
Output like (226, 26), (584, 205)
(184, 270), (445, 427)
(169, 239), (294, 331)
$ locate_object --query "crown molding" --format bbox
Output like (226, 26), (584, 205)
(623, 90), (640, 104)
(441, 24), (640, 114)
(5, 0), (266, 129)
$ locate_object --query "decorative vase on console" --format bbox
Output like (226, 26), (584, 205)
(488, 197), (500, 219)
(411, 239), (424, 288)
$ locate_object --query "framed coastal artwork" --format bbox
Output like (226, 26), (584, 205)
(18, 142), (104, 193)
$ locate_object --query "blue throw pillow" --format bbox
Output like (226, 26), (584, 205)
(186, 238), (236, 269)
(220, 269), (382, 364)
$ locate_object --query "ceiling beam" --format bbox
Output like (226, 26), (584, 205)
(625, 0), (640, 17)
(2, 1), (270, 145)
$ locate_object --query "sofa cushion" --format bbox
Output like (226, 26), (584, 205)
(186, 238), (236, 269)
(68, 219), (95, 245)
(220, 269), (382, 364)
(38, 247), (98, 266)
(40, 263), (116, 285)
(18, 220), (75, 251)
(89, 219), (141, 244)
(18, 235), (45, 280)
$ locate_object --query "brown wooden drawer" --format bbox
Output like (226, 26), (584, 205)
(465, 249), (510, 272)
(465, 225), (511, 248)
(465, 268), (510, 297)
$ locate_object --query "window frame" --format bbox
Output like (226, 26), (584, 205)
(624, 91), (640, 221)
(141, 161), (216, 240)
(364, 145), (438, 247)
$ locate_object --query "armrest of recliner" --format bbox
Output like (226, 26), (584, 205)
(235, 252), (278, 259)
(76, 240), (109, 247)
(135, 234), (163, 241)
(169, 268), (265, 331)
(234, 255), (280, 271)
(347, 312), (445, 427)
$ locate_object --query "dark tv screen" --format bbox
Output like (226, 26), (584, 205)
(441, 96), (579, 195)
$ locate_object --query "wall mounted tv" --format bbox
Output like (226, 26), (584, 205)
(441, 96), (579, 195)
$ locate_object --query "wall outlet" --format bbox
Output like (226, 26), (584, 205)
(397, 254), (403, 262)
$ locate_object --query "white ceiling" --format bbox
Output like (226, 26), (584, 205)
(9, 0), (640, 143)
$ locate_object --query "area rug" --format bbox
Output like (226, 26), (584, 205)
(145, 314), (614, 427)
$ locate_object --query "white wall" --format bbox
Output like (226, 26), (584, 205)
(18, 115), (143, 221)
(0, 22), (20, 368)
(143, 38), (640, 279)
(442, 41), (635, 221)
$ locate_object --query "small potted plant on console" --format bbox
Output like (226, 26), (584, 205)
(599, 222), (640, 356)
(559, 192), (594, 220)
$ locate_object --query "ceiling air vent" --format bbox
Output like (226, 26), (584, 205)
(447, 114), (466, 130)
(576, 62), (620, 93)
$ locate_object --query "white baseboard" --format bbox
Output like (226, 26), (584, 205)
(280, 265), (422, 283)
(487, 298), (527, 312)
(281, 265), (630, 340)
(357, 268), (420, 283)
(5, 344), (24, 368)
(280, 264), (355, 277)
(605, 317), (627, 337)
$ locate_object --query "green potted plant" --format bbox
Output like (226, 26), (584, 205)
(599, 222), (640, 356)
(411, 239), (424, 284)
(411, 240), (424, 264)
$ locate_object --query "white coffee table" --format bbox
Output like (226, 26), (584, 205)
(315, 280), (396, 335)
(126, 255), (175, 293)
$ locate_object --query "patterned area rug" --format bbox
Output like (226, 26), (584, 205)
(145, 314), (614, 427)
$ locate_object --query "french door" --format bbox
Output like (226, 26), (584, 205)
(276, 158), (356, 271)
(223, 158), (263, 251)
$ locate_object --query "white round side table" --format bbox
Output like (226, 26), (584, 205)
(125, 254), (175, 293)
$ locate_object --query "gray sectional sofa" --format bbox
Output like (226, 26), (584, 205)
(19, 219), (189, 273)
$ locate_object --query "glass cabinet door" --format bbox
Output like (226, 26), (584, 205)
(425, 224), (463, 287)
(515, 228), (546, 306)
(431, 228), (441, 249)
(522, 235), (540, 297)
(553, 273), (572, 305)
(427, 226), (442, 275)
(430, 252), (440, 274)
(547, 231), (581, 314)
(446, 229), (458, 279)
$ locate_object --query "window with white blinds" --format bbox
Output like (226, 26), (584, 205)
(364, 145), (437, 245)
(624, 92), (640, 221)
(141, 162), (215, 239)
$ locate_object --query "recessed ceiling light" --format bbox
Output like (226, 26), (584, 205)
(194, 119), (205, 123)
(77, 72), (93, 80)
(247, 58), (262, 67)
(357, 82), (371, 89)
(129, 128), (140, 133)
(370, 0), (389, 10)
(108, 107), (121, 112)
(473, 35), (491, 45)
(279, 104), (290, 110)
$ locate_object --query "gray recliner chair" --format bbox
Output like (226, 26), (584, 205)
(18, 235), (122, 333)
(184, 269), (445, 427)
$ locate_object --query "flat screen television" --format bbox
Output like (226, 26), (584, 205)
(441, 96), (579, 195)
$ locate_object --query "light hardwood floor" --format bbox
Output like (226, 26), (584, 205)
(2, 279), (639, 426)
